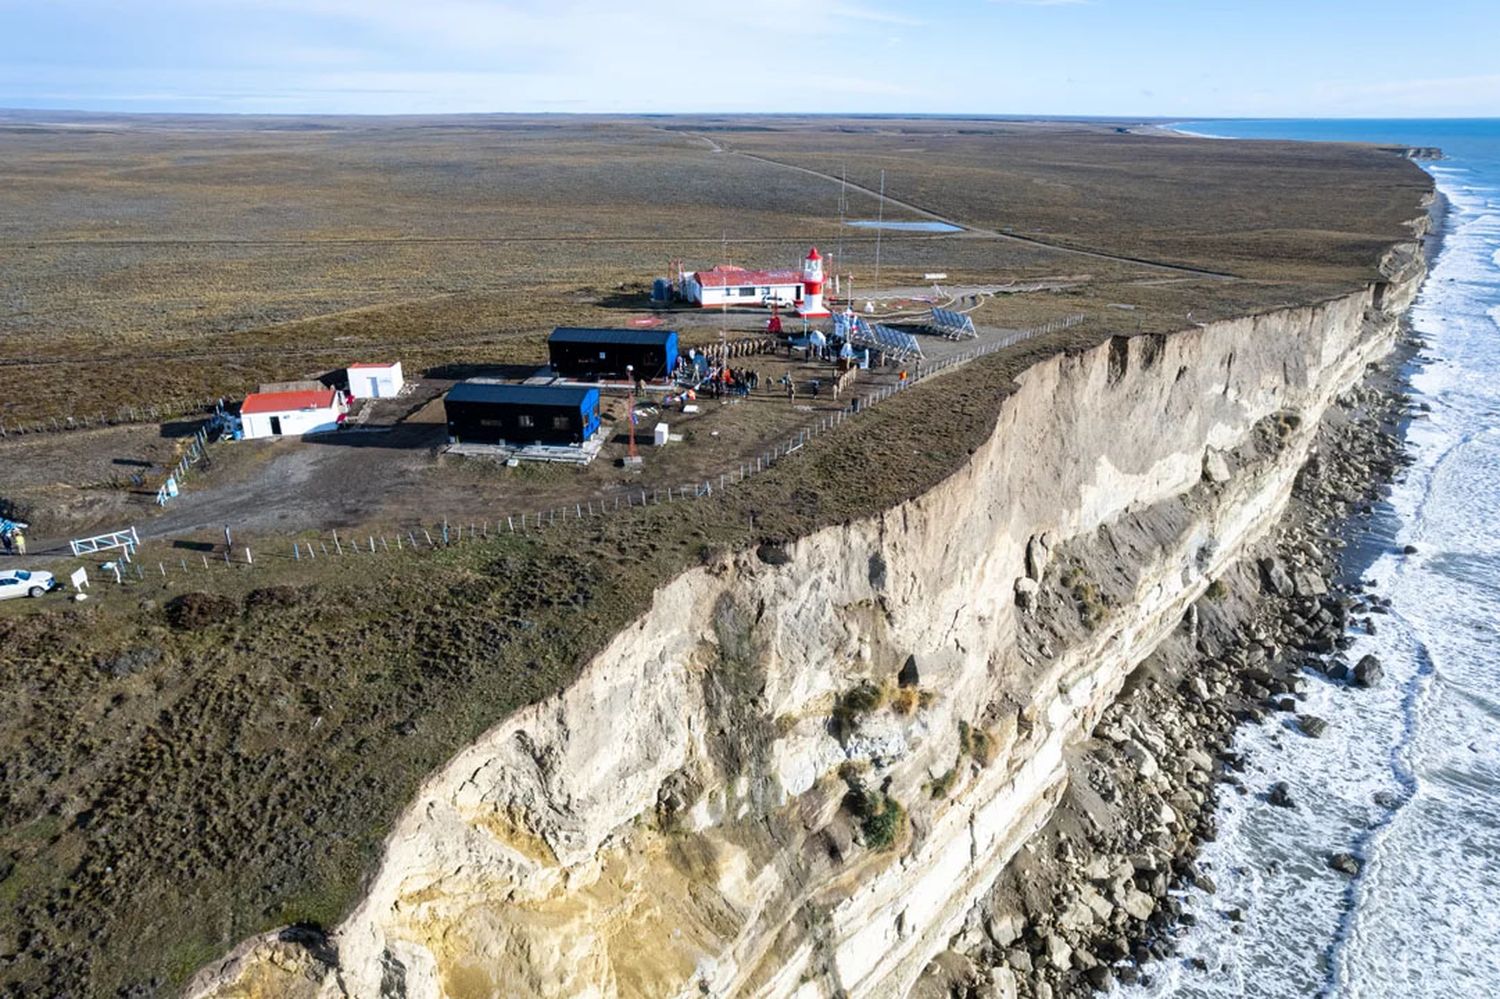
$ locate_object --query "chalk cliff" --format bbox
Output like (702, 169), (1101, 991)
(190, 230), (1427, 999)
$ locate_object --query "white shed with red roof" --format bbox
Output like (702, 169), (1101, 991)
(346, 361), (404, 400)
(239, 389), (347, 440)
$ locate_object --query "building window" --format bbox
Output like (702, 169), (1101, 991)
(552, 416), (571, 431)
(739, 286), (757, 298)
(517, 414), (534, 428)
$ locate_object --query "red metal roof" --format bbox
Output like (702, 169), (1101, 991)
(241, 389), (339, 415)
(691, 265), (804, 289)
(348, 361), (397, 369)
(806, 246), (821, 260)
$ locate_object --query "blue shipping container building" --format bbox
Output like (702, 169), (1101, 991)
(444, 382), (601, 446)
(548, 327), (680, 381)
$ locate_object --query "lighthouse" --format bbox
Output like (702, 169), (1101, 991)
(797, 246), (830, 318)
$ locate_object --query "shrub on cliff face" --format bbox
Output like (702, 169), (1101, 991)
(1061, 564), (1109, 630)
(928, 767), (958, 800)
(861, 794), (906, 851)
(959, 720), (996, 765)
(832, 681), (886, 738)
(844, 785), (907, 851)
(1205, 578), (1229, 601)
(890, 685), (922, 716)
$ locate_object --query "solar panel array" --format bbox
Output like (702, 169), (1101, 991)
(929, 307), (977, 339)
(831, 312), (924, 361)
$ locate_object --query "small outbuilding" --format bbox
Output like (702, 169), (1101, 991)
(444, 382), (601, 447)
(346, 361), (404, 400)
(239, 389), (347, 440)
(548, 328), (679, 382)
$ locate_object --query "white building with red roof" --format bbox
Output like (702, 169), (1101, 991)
(346, 361), (404, 400)
(680, 247), (830, 317)
(239, 388), (347, 440)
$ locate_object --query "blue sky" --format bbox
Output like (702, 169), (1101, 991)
(2, 0), (1497, 116)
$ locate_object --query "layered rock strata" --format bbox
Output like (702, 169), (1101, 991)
(192, 232), (1428, 999)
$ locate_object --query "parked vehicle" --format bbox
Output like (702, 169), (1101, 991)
(0, 569), (54, 600)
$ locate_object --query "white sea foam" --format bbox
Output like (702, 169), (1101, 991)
(1120, 155), (1500, 998)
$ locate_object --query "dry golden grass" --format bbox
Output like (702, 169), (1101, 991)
(0, 112), (1433, 996)
(3, 114), (1429, 427)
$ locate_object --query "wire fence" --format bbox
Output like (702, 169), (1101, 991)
(62, 314), (1089, 589)
(0, 397), (220, 439)
(276, 313), (1088, 558)
(155, 425), (213, 506)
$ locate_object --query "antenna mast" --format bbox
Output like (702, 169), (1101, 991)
(872, 169), (886, 309)
(720, 230), (729, 365)
(836, 162), (848, 304)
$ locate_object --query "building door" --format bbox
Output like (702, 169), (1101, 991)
(269, 416), (282, 436)
(369, 376), (381, 398)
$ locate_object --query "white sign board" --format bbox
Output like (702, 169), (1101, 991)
(70, 567), (89, 590)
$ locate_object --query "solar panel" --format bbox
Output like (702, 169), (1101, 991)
(871, 324), (924, 360)
(929, 307), (977, 339)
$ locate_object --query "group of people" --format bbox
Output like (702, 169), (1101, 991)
(0, 519), (27, 556)
(703, 366), (762, 399)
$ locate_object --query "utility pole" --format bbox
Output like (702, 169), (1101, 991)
(626, 364), (638, 462)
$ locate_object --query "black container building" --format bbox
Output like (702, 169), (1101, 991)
(548, 327), (680, 381)
(444, 382), (601, 447)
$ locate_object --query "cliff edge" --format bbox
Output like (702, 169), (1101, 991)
(190, 222), (1430, 999)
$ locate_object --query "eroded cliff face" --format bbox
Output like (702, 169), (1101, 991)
(191, 241), (1425, 999)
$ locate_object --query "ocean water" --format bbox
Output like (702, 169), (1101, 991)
(1119, 120), (1500, 997)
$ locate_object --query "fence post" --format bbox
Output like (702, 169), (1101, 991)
(294, 543), (300, 561)
(245, 547), (253, 565)
(333, 530), (343, 555)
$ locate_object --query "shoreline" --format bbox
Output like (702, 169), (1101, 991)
(927, 196), (1445, 997)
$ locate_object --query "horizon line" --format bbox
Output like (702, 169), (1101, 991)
(2, 106), (1498, 123)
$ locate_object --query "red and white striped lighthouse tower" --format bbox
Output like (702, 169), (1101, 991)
(797, 246), (830, 318)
